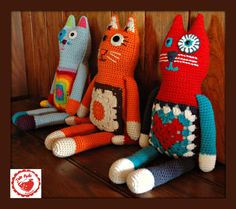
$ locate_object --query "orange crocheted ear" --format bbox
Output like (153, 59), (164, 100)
(107, 14), (120, 30)
(124, 16), (137, 34)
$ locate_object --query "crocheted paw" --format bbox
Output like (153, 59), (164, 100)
(127, 168), (155, 194)
(111, 135), (125, 145)
(109, 158), (135, 184)
(45, 130), (65, 150)
(12, 111), (27, 125)
(199, 153), (216, 172)
(77, 104), (89, 118)
(65, 116), (91, 126)
(139, 133), (150, 148)
(40, 100), (53, 108)
(127, 121), (141, 141)
(16, 115), (36, 130)
(52, 138), (77, 158)
(65, 98), (80, 116)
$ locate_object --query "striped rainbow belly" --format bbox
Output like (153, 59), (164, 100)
(53, 68), (77, 111)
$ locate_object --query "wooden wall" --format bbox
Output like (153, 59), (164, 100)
(11, 11), (225, 163)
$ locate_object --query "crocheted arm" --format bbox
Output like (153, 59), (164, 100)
(77, 75), (96, 118)
(40, 73), (56, 108)
(139, 87), (160, 147)
(65, 63), (89, 115)
(125, 77), (141, 141)
(196, 94), (216, 172)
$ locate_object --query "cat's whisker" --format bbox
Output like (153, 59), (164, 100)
(107, 56), (117, 63)
(159, 59), (168, 62)
(109, 52), (120, 60)
(174, 60), (199, 67)
(160, 53), (167, 57)
(175, 57), (198, 63)
(178, 53), (198, 60)
(110, 51), (121, 56)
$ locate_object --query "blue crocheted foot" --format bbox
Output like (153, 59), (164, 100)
(12, 111), (28, 125)
(16, 115), (36, 130)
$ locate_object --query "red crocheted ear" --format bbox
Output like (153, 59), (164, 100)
(167, 15), (185, 36)
(189, 13), (205, 34)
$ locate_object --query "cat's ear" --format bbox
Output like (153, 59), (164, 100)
(189, 13), (205, 33)
(78, 16), (88, 29)
(65, 15), (76, 28)
(107, 15), (120, 30)
(124, 16), (137, 33)
(167, 15), (185, 35)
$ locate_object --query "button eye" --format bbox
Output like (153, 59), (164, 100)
(165, 38), (173, 47)
(178, 34), (200, 54)
(68, 30), (77, 39)
(110, 33), (124, 46)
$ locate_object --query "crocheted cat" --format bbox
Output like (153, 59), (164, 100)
(109, 14), (217, 194)
(45, 15), (141, 158)
(12, 15), (91, 130)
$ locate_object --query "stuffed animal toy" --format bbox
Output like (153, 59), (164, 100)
(12, 15), (91, 130)
(44, 15), (141, 158)
(109, 14), (217, 194)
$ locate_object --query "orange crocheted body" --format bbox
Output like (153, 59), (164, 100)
(81, 15), (140, 134)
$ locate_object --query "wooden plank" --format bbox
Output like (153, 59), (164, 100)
(45, 12), (64, 87)
(190, 12), (225, 163)
(30, 12), (51, 97)
(11, 12), (28, 98)
(11, 125), (124, 198)
(63, 11), (112, 78)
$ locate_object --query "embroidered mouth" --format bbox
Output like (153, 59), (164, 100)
(159, 53), (199, 71)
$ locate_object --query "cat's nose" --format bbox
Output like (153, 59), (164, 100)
(100, 49), (107, 55)
(62, 39), (67, 45)
(167, 51), (178, 62)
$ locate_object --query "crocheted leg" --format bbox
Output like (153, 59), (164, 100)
(51, 131), (114, 158)
(16, 112), (69, 131)
(109, 146), (159, 184)
(127, 157), (196, 194)
(45, 123), (98, 150)
(111, 134), (139, 145)
(12, 107), (57, 125)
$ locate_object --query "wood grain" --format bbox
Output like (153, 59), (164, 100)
(190, 12), (225, 163)
(11, 12), (28, 97)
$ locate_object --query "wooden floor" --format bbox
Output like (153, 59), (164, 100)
(11, 98), (226, 198)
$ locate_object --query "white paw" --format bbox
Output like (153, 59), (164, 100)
(199, 154), (216, 172)
(109, 158), (135, 184)
(139, 133), (150, 148)
(45, 130), (65, 150)
(127, 122), (141, 140)
(111, 135), (125, 145)
(77, 104), (89, 118)
(127, 168), (155, 194)
(52, 138), (76, 158)
(65, 116), (76, 125)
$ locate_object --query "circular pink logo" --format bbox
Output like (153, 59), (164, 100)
(11, 169), (41, 197)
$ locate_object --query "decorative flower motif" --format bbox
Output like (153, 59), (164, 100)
(90, 88), (119, 132)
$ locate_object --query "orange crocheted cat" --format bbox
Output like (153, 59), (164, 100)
(45, 15), (141, 157)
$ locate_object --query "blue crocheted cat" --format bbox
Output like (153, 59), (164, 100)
(12, 15), (91, 130)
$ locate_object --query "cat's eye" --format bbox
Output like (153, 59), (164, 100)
(165, 38), (173, 47)
(178, 34), (200, 54)
(68, 30), (78, 39)
(58, 29), (66, 42)
(111, 33), (124, 46)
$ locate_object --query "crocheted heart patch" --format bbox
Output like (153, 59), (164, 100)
(150, 103), (197, 157)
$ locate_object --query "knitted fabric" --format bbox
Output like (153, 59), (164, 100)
(109, 14), (217, 194)
(12, 15), (91, 130)
(45, 15), (141, 158)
